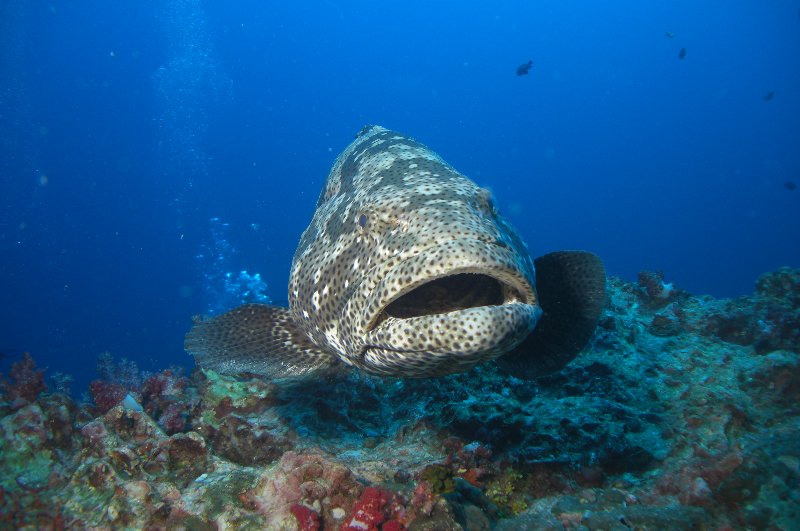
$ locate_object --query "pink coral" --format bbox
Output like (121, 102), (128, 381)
(247, 452), (362, 528)
(157, 402), (187, 434)
(89, 380), (127, 413)
(138, 369), (193, 435)
(142, 370), (186, 400)
(411, 482), (436, 516)
(0, 352), (46, 406)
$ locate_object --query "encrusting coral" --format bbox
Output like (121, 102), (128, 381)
(0, 268), (798, 529)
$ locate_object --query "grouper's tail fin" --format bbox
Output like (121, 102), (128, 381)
(185, 303), (337, 378)
(496, 251), (606, 379)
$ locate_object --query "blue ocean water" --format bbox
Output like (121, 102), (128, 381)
(1, 1), (798, 393)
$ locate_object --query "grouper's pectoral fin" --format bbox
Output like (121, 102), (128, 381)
(185, 303), (337, 378)
(496, 251), (606, 379)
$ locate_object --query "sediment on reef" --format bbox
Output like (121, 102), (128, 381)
(1, 268), (798, 529)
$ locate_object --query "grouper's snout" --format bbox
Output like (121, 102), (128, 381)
(357, 238), (541, 376)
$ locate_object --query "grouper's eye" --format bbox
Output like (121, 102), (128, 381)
(476, 188), (496, 217)
(357, 213), (368, 229)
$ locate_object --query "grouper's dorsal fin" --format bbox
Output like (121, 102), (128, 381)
(496, 250), (606, 379)
(185, 304), (337, 378)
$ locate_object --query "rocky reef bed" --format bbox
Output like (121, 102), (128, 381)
(1, 268), (799, 529)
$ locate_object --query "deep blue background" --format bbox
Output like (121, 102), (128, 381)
(1, 1), (798, 393)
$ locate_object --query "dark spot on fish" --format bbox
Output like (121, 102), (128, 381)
(763, 91), (775, 101)
(516, 60), (533, 76)
(784, 181), (797, 191)
(678, 48), (687, 60)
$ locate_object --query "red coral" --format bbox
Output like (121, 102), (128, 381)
(342, 487), (390, 531)
(89, 380), (127, 413)
(0, 352), (46, 406)
(158, 402), (187, 434)
(460, 468), (484, 487)
(142, 372), (169, 398)
(637, 270), (675, 301)
(142, 370), (186, 401)
(290, 504), (320, 531)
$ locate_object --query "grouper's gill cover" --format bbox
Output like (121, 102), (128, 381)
(185, 125), (606, 379)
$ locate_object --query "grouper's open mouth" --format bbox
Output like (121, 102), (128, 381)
(363, 238), (536, 334)
(355, 239), (541, 376)
(367, 270), (531, 333)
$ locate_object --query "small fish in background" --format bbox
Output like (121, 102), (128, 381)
(665, 31), (676, 38)
(763, 91), (775, 101)
(678, 47), (687, 59)
(516, 60), (533, 76)
(784, 181), (797, 191)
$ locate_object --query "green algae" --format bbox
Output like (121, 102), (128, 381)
(0, 405), (55, 491)
(0, 442), (53, 491)
(62, 458), (118, 525)
(203, 370), (255, 406)
(420, 463), (456, 494)
(202, 469), (260, 516)
(200, 369), (278, 427)
(486, 468), (527, 515)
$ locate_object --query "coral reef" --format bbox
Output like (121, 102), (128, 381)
(0, 352), (46, 408)
(0, 268), (798, 529)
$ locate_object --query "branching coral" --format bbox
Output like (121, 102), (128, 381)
(0, 352), (46, 406)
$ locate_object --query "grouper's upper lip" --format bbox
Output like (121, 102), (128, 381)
(362, 239), (536, 334)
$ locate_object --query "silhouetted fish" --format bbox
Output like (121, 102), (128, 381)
(763, 91), (775, 101)
(678, 48), (687, 59)
(784, 181), (797, 191)
(665, 31), (675, 38)
(186, 126), (606, 379)
(516, 60), (533, 76)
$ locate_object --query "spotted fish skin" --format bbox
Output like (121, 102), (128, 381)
(186, 126), (606, 379)
(289, 125), (539, 376)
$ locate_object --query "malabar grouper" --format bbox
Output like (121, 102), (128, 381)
(185, 125), (606, 379)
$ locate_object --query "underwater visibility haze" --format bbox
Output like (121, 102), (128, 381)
(0, 1), (799, 528)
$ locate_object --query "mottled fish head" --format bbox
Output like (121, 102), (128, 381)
(289, 126), (541, 377)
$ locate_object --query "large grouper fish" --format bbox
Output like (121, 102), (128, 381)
(185, 125), (606, 379)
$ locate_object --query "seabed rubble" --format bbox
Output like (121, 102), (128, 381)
(1, 268), (799, 529)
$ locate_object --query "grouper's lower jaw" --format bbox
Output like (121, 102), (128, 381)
(360, 302), (541, 377)
(362, 240), (537, 334)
